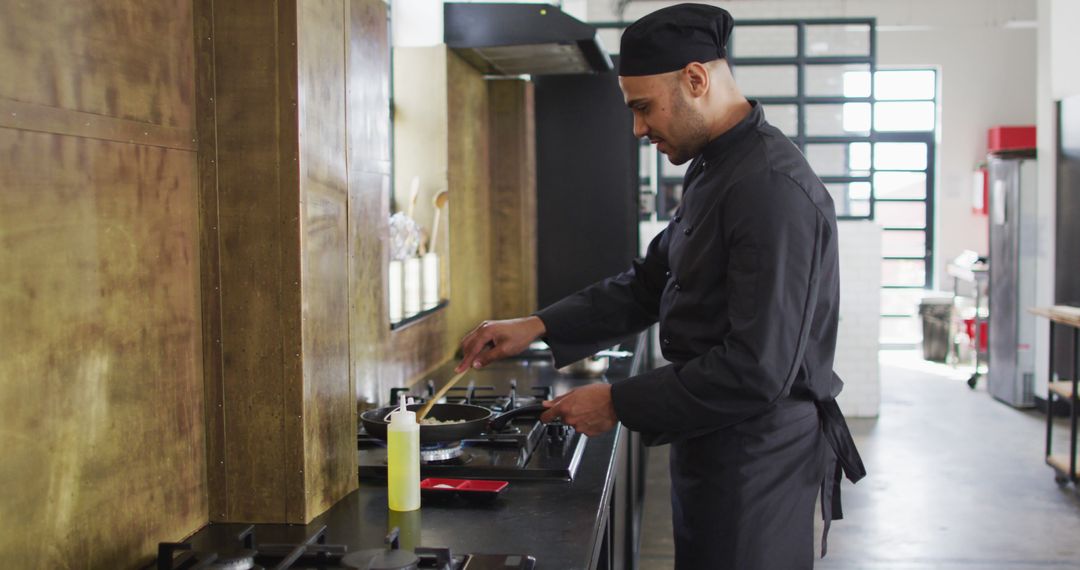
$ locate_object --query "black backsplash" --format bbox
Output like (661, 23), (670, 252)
(533, 58), (640, 308)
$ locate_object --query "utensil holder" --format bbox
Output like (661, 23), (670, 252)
(422, 252), (439, 310)
(388, 259), (404, 323)
(404, 256), (422, 317)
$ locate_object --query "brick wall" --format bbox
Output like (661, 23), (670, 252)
(835, 220), (883, 417)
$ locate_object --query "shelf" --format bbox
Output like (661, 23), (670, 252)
(1047, 454), (1080, 478)
(389, 301), (448, 331)
(1049, 381), (1076, 400)
(1030, 305), (1080, 328)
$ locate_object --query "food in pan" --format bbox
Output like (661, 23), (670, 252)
(419, 417), (467, 425)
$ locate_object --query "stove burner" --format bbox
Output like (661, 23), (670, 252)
(207, 550), (257, 570)
(420, 442), (465, 463)
(340, 548), (419, 570)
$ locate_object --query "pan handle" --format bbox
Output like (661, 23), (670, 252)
(489, 403), (548, 431)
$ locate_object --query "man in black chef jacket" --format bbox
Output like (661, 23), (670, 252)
(456, 4), (865, 569)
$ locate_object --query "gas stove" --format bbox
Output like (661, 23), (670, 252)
(153, 525), (535, 570)
(357, 379), (587, 481)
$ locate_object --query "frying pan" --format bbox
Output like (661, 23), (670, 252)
(361, 402), (547, 445)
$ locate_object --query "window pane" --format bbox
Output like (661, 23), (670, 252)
(731, 25), (797, 58)
(808, 104), (869, 136)
(805, 143), (870, 176)
(876, 70), (936, 100)
(736, 65), (797, 97)
(876, 202), (927, 228)
(850, 142), (871, 171)
(805, 24), (871, 57)
(875, 142), (928, 170)
(881, 230), (927, 257)
(827, 183), (871, 217)
(844, 103), (872, 133)
(805, 144), (846, 176)
(844, 70), (872, 97)
(812, 104), (859, 136)
(763, 104), (797, 136)
(883, 259), (926, 287)
(874, 172), (927, 199)
(805, 64), (871, 97)
(875, 102), (936, 132)
(881, 289), (925, 316)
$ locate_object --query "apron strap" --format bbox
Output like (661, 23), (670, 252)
(815, 396), (867, 558)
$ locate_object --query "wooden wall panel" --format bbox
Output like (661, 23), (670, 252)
(349, 0), (391, 166)
(297, 0), (357, 521)
(489, 80), (538, 319)
(207, 0), (292, 523)
(347, 0), (394, 407)
(0, 0), (195, 129)
(202, 0), (358, 524)
(445, 52), (495, 348)
(0, 1), (205, 567)
(192, 0), (227, 523)
(0, 132), (205, 567)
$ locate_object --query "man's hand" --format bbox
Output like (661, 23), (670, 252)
(455, 316), (547, 373)
(540, 383), (618, 437)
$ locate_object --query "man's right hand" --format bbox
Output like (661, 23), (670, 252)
(455, 316), (547, 373)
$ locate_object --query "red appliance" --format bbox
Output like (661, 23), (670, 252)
(987, 125), (1036, 154)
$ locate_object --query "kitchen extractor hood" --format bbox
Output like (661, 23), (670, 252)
(443, 3), (613, 76)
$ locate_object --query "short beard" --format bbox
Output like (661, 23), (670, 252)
(665, 86), (711, 165)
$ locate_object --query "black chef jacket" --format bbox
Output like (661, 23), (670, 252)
(535, 101), (865, 565)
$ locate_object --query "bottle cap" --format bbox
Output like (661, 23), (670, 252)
(389, 394), (416, 425)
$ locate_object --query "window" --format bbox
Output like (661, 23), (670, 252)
(869, 69), (938, 344)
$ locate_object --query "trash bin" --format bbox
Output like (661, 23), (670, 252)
(919, 296), (954, 363)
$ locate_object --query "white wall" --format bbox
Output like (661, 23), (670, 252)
(588, 0), (1037, 290)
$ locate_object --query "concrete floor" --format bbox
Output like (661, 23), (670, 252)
(638, 351), (1080, 569)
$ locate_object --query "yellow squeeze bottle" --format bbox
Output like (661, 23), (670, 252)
(387, 396), (420, 511)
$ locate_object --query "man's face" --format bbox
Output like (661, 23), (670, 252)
(619, 71), (709, 165)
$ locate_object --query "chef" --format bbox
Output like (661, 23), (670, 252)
(456, 4), (865, 569)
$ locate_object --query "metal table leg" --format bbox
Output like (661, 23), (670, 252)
(1047, 323), (1056, 460)
(1071, 328), (1079, 484)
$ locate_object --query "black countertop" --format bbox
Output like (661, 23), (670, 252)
(181, 336), (645, 570)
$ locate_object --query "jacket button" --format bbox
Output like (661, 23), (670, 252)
(663, 338), (671, 345)
(683, 226), (692, 236)
(674, 282), (682, 292)
(673, 215), (682, 223)
(665, 270), (671, 278)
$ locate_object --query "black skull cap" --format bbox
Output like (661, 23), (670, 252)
(618, 3), (734, 77)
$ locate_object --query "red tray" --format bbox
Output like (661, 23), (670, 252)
(420, 478), (508, 499)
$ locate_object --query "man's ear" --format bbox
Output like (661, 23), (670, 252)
(683, 62), (710, 98)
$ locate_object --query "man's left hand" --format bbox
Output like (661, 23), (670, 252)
(540, 383), (618, 436)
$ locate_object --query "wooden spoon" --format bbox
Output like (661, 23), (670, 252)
(429, 190), (449, 252)
(416, 369), (469, 421)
